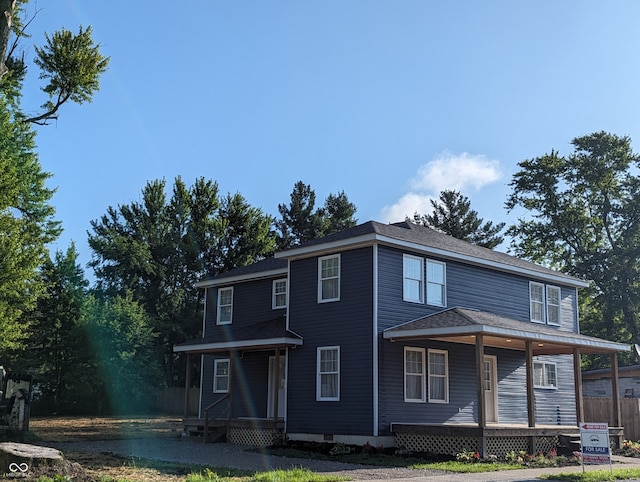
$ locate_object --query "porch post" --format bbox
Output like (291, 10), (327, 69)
(475, 334), (486, 457)
(573, 348), (584, 425)
(525, 342), (535, 428)
(183, 353), (191, 419)
(273, 348), (280, 422)
(611, 351), (622, 449)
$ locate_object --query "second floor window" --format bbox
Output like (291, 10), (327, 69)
(403, 255), (424, 303)
(427, 260), (446, 306)
(273, 279), (287, 309)
(318, 254), (340, 302)
(217, 287), (233, 325)
(530, 282), (561, 326)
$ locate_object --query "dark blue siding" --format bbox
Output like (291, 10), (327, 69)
(201, 351), (272, 418)
(287, 247), (375, 436)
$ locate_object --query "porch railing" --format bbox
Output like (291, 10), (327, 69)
(203, 393), (231, 443)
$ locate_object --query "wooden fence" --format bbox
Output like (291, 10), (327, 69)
(152, 387), (199, 416)
(584, 397), (640, 441)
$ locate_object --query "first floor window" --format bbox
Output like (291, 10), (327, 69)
(213, 359), (230, 393)
(404, 347), (425, 402)
(317, 346), (340, 401)
(428, 349), (449, 403)
(533, 360), (557, 389)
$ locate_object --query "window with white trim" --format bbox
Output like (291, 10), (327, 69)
(213, 358), (230, 393)
(272, 279), (287, 309)
(546, 285), (561, 326)
(318, 254), (340, 302)
(404, 347), (425, 402)
(428, 349), (449, 403)
(529, 282), (561, 325)
(427, 260), (446, 306)
(317, 346), (340, 401)
(403, 255), (424, 303)
(217, 287), (233, 325)
(533, 361), (557, 389)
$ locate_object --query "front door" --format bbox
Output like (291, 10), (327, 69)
(483, 355), (498, 423)
(267, 355), (286, 418)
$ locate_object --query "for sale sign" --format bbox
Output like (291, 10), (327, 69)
(580, 423), (611, 466)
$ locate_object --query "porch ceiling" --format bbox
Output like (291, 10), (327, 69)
(383, 307), (630, 355)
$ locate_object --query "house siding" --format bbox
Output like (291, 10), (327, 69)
(286, 247), (374, 436)
(375, 245), (579, 435)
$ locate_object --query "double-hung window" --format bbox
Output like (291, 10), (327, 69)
(428, 349), (449, 403)
(213, 359), (230, 393)
(404, 347), (425, 402)
(317, 346), (340, 401)
(427, 260), (446, 306)
(217, 287), (233, 325)
(533, 360), (557, 389)
(272, 279), (287, 309)
(529, 282), (561, 325)
(403, 255), (424, 303)
(318, 254), (340, 302)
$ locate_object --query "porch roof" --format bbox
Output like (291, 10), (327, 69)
(383, 307), (630, 355)
(173, 316), (303, 354)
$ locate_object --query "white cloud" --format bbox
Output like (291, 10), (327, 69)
(379, 152), (502, 223)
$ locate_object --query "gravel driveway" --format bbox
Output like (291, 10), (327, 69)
(45, 437), (447, 480)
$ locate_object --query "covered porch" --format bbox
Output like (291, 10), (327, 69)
(173, 316), (303, 445)
(383, 307), (630, 456)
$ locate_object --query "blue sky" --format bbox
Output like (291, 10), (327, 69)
(17, 1), (640, 270)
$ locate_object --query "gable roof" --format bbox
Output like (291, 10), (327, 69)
(383, 307), (629, 355)
(196, 220), (588, 288)
(276, 220), (588, 287)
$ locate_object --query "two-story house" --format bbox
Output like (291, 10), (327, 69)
(174, 220), (629, 455)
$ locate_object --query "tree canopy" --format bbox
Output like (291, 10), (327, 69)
(412, 189), (505, 249)
(276, 181), (357, 249)
(506, 131), (640, 348)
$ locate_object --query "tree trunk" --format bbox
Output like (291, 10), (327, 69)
(0, 0), (15, 80)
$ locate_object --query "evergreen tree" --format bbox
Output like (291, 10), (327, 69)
(412, 189), (505, 249)
(276, 181), (358, 249)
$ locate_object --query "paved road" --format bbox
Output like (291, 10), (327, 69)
(46, 437), (640, 482)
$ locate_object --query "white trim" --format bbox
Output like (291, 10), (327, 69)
(318, 254), (340, 303)
(483, 354), (499, 422)
(217, 287), (233, 325)
(272, 278), (288, 309)
(533, 360), (558, 389)
(546, 285), (561, 326)
(427, 348), (449, 403)
(372, 245), (379, 437)
(403, 254), (424, 303)
(529, 281), (545, 323)
(404, 347), (426, 402)
(213, 358), (230, 393)
(195, 267), (288, 287)
(275, 231), (589, 288)
(174, 336), (303, 352)
(426, 259), (446, 307)
(317, 346), (340, 401)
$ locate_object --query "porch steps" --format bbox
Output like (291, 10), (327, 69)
(182, 418), (227, 443)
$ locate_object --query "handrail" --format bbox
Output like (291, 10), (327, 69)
(203, 394), (230, 443)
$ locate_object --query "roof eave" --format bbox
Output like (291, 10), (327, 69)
(173, 336), (303, 353)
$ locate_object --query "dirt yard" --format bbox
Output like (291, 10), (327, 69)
(23, 415), (192, 481)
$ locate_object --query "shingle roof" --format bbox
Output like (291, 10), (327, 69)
(174, 315), (302, 353)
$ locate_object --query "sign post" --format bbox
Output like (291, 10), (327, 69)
(580, 422), (612, 473)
